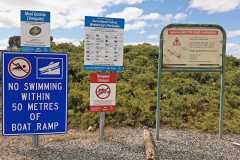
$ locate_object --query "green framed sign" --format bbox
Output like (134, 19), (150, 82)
(160, 24), (226, 72)
(156, 24), (226, 140)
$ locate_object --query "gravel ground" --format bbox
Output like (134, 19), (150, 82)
(155, 129), (240, 160)
(0, 126), (240, 160)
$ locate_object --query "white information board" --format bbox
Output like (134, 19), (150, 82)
(162, 26), (224, 68)
(21, 10), (50, 52)
(84, 16), (124, 71)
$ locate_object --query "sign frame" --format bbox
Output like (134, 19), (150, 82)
(20, 10), (51, 53)
(156, 24), (226, 141)
(89, 72), (117, 112)
(2, 51), (68, 136)
(84, 16), (124, 72)
(160, 24), (226, 72)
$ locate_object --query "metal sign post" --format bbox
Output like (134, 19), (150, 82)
(156, 48), (161, 140)
(156, 24), (226, 140)
(99, 112), (105, 141)
(219, 63), (225, 139)
(32, 135), (39, 146)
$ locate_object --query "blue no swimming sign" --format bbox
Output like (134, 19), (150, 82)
(2, 52), (68, 135)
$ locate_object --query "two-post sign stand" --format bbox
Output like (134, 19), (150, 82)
(156, 24), (226, 140)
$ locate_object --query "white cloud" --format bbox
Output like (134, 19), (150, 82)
(228, 30), (240, 38)
(125, 21), (146, 31)
(143, 12), (187, 22)
(138, 30), (146, 34)
(141, 13), (161, 20)
(107, 7), (187, 31)
(107, 7), (187, 23)
(0, 0), (145, 29)
(0, 39), (8, 50)
(189, 0), (240, 13)
(54, 37), (80, 46)
(103, 0), (144, 5)
(141, 12), (177, 22)
(227, 43), (240, 57)
(147, 34), (158, 40)
(150, 23), (163, 29)
(174, 13), (187, 21)
(107, 7), (143, 22)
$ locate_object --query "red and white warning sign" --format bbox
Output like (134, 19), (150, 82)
(90, 72), (117, 112)
(163, 27), (223, 68)
(8, 57), (31, 79)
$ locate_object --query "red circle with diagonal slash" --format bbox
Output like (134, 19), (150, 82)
(95, 84), (111, 99)
(8, 57), (32, 79)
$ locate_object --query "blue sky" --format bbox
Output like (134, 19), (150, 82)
(0, 0), (240, 56)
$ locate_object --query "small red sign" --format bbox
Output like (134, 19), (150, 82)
(89, 72), (117, 112)
(90, 72), (117, 83)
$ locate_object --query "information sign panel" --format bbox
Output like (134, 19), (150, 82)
(84, 16), (124, 71)
(2, 52), (68, 135)
(21, 10), (51, 52)
(162, 25), (225, 68)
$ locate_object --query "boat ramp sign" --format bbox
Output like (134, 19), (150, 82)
(2, 52), (68, 135)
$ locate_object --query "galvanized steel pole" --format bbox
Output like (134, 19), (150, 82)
(32, 135), (39, 146)
(99, 112), (105, 141)
(156, 43), (161, 141)
(219, 70), (225, 139)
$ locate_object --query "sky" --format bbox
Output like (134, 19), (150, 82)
(0, 0), (240, 57)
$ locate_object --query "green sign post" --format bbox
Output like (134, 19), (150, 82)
(156, 24), (226, 140)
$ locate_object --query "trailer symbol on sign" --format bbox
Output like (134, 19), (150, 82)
(8, 57), (31, 79)
(96, 84), (111, 99)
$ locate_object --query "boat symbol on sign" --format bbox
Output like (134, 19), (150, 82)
(39, 62), (60, 75)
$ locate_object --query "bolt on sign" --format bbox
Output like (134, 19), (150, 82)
(2, 52), (68, 135)
(161, 25), (225, 68)
(89, 73), (117, 112)
(21, 10), (51, 52)
(84, 16), (124, 71)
